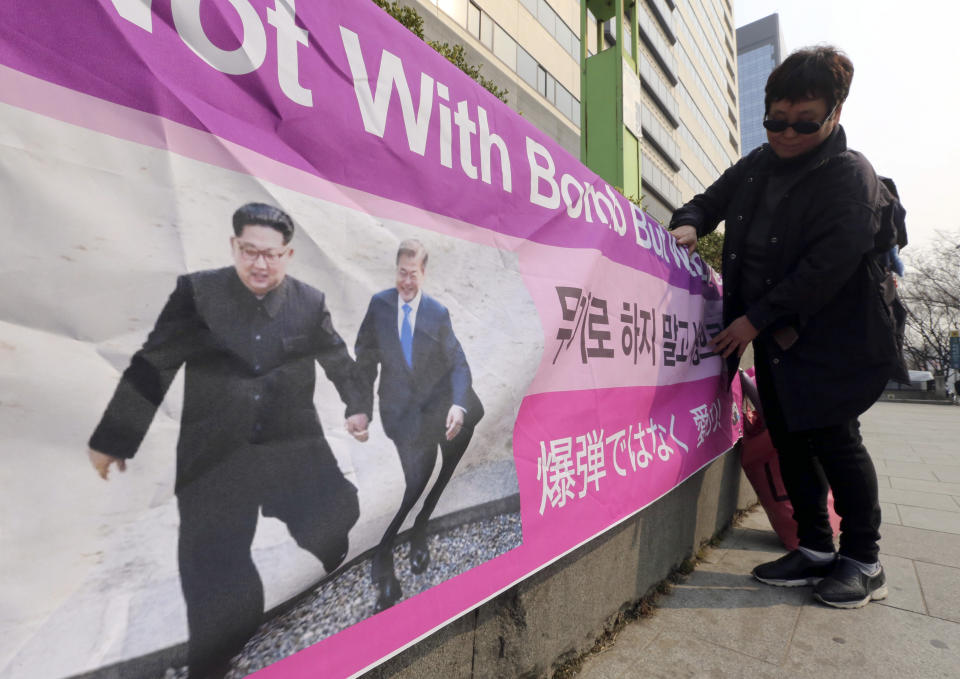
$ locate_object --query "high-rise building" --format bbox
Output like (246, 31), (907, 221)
(401, 1), (741, 225)
(736, 13), (785, 156)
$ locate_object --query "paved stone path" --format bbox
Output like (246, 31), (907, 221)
(576, 401), (960, 678)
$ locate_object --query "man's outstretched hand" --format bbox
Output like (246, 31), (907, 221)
(88, 449), (126, 480)
(445, 406), (464, 441)
(346, 413), (370, 442)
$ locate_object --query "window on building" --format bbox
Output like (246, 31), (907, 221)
(479, 11), (493, 49)
(555, 22), (573, 56)
(466, 2), (481, 40)
(555, 85), (573, 121)
(437, 0), (468, 26)
(493, 24), (517, 71)
(517, 46), (539, 90)
(537, 0), (556, 36)
(445, 1), (582, 129)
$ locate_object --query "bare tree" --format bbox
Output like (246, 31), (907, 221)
(899, 230), (960, 381)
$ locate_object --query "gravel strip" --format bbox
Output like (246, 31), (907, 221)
(162, 511), (521, 678)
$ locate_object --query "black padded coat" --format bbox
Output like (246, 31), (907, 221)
(670, 126), (901, 431)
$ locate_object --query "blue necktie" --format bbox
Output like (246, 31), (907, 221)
(401, 303), (413, 367)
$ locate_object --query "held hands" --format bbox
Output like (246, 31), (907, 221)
(445, 406), (464, 441)
(670, 225), (698, 255)
(345, 413), (370, 442)
(709, 315), (759, 359)
(88, 449), (125, 480)
(345, 409), (462, 442)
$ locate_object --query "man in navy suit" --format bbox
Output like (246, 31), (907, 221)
(353, 238), (483, 612)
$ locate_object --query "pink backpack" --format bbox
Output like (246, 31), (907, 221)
(740, 370), (841, 550)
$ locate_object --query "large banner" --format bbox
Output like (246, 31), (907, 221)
(0, 2), (739, 678)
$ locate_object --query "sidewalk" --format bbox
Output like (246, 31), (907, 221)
(575, 401), (960, 679)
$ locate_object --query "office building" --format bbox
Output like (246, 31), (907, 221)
(403, 1), (741, 225)
(736, 13), (785, 156)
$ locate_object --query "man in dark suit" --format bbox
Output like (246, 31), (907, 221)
(87, 203), (369, 677)
(353, 238), (483, 612)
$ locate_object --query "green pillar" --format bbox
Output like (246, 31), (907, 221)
(581, 0), (643, 203)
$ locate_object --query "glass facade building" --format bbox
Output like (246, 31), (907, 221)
(408, 0), (741, 225)
(736, 13), (785, 156)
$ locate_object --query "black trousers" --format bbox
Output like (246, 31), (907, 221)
(371, 424), (473, 583)
(176, 440), (359, 676)
(754, 345), (881, 563)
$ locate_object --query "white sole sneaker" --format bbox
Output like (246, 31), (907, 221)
(814, 584), (888, 609)
(753, 573), (825, 587)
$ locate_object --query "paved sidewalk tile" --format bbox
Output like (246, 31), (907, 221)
(923, 456), (960, 467)
(890, 477), (960, 496)
(580, 631), (784, 679)
(898, 506), (960, 535)
(877, 460), (938, 481)
(917, 443), (960, 456)
(725, 527), (786, 556)
(737, 510), (777, 533)
(652, 565), (807, 665)
(876, 554), (925, 616)
(598, 615), (660, 656)
(934, 467), (960, 483)
(879, 523), (960, 569)
(915, 561), (960, 624)
(879, 488), (960, 512)
(879, 502), (901, 525)
(572, 623), (657, 679)
(867, 445), (924, 463)
(575, 402), (960, 679)
(781, 602), (960, 679)
(618, 521), (806, 666)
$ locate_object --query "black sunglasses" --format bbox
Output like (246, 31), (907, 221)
(763, 103), (838, 134)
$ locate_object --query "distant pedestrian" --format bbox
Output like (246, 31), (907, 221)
(669, 46), (903, 608)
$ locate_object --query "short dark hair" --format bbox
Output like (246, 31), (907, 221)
(232, 203), (295, 244)
(396, 238), (428, 269)
(765, 45), (854, 115)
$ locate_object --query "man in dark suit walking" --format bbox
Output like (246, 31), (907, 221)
(353, 239), (483, 612)
(87, 203), (369, 676)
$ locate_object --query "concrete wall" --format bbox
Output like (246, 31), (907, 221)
(361, 445), (757, 678)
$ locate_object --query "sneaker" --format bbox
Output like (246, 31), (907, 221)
(813, 558), (887, 609)
(752, 550), (836, 587)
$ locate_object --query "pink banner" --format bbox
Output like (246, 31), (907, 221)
(0, 2), (737, 678)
